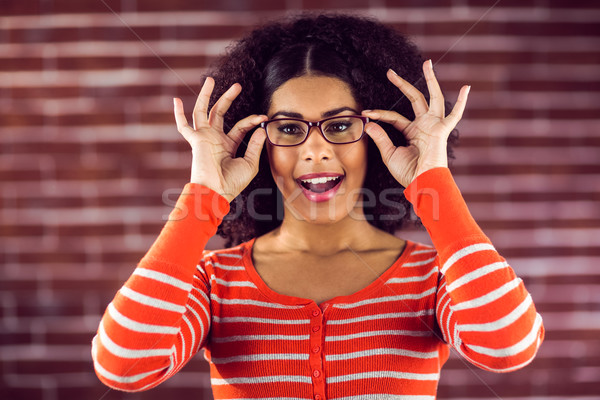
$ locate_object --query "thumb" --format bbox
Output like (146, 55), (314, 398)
(243, 128), (267, 172)
(364, 122), (396, 165)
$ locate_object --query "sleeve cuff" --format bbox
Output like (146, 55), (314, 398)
(404, 167), (489, 253)
(143, 183), (230, 274)
(168, 183), (231, 223)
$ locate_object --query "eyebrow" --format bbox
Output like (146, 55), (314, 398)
(270, 106), (359, 119)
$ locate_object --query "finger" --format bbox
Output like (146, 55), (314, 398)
(242, 127), (267, 172)
(173, 97), (194, 141)
(208, 83), (242, 133)
(193, 77), (215, 130)
(445, 85), (471, 128)
(362, 109), (411, 133)
(387, 69), (428, 116)
(364, 121), (396, 165)
(424, 60), (444, 116)
(228, 114), (269, 153)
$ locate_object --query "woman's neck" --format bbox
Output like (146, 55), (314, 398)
(267, 207), (386, 257)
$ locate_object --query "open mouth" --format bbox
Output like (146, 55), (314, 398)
(299, 175), (343, 193)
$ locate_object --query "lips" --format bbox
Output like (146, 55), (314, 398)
(296, 173), (344, 202)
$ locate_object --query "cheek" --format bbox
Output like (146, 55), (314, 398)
(267, 145), (296, 185)
(340, 139), (369, 181)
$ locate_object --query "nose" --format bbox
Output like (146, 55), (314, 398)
(300, 125), (334, 161)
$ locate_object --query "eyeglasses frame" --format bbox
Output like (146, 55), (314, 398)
(260, 115), (370, 147)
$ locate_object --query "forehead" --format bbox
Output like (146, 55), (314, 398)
(268, 75), (358, 116)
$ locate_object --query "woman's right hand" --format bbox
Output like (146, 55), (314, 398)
(174, 77), (268, 202)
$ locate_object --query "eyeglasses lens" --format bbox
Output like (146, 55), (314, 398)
(266, 117), (364, 146)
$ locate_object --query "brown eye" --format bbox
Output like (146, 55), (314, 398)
(278, 123), (305, 135)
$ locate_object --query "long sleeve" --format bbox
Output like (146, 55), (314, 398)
(404, 167), (544, 372)
(91, 183), (230, 391)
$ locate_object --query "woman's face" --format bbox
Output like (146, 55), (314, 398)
(266, 75), (369, 224)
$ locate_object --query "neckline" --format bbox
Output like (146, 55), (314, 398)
(240, 237), (416, 307)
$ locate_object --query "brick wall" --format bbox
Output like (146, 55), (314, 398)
(1, 1), (599, 399)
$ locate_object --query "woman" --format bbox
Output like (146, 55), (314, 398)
(92, 13), (544, 399)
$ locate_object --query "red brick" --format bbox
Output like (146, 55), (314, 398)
(392, 21), (600, 37)
(133, 0), (286, 12)
(1, 0), (123, 15)
(467, 0), (598, 7)
(302, 0), (373, 9)
(0, 387), (44, 400)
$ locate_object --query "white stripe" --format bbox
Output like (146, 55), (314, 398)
(192, 274), (210, 291)
(386, 266), (438, 284)
(403, 256), (437, 267)
(333, 288), (436, 309)
(411, 248), (436, 255)
(332, 396), (435, 400)
(191, 285), (210, 305)
(447, 261), (509, 292)
(446, 308), (454, 346)
(465, 313), (543, 358)
(119, 286), (185, 313)
(437, 285), (449, 308)
(181, 315), (192, 358)
(210, 261), (245, 271)
(326, 329), (432, 342)
(229, 398), (308, 400)
(211, 375), (312, 385)
(107, 303), (178, 335)
(439, 297), (452, 343)
(212, 277), (257, 288)
(452, 278), (522, 311)
(214, 253), (243, 258)
(171, 348), (178, 370)
(98, 323), (173, 359)
(454, 320), (542, 373)
(326, 348), (438, 361)
(211, 353), (310, 364)
(210, 294), (303, 309)
(93, 360), (166, 384)
(133, 268), (191, 291)
(213, 316), (310, 325)
(212, 334), (309, 343)
(327, 371), (439, 384)
(178, 330), (186, 361)
(458, 294), (533, 332)
(441, 243), (496, 274)
(188, 290), (211, 344)
(184, 301), (205, 354)
(188, 291), (210, 323)
(327, 309), (434, 325)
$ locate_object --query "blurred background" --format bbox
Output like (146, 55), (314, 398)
(1, 0), (599, 399)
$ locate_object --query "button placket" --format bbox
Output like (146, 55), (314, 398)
(308, 305), (326, 400)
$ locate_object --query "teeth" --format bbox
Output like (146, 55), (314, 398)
(301, 176), (340, 184)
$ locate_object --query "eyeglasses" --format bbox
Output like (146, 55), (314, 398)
(260, 115), (369, 147)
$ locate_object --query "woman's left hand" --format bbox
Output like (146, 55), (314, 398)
(362, 60), (470, 188)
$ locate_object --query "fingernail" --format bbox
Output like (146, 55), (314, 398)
(388, 69), (398, 76)
(428, 59), (433, 69)
(362, 109), (372, 113)
(466, 85), (471, 94)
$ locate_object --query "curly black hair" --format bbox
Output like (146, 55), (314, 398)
(205, 12), (458, 247)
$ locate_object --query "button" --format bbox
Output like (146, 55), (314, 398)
(313, 370), (321, 378)
(312, 346), (320, 353)
(312, 309), (320, 317)
(315, 395), (322, 400)
(312, 325), (320, 332)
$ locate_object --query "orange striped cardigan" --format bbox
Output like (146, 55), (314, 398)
(92, 167), (544, 399)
